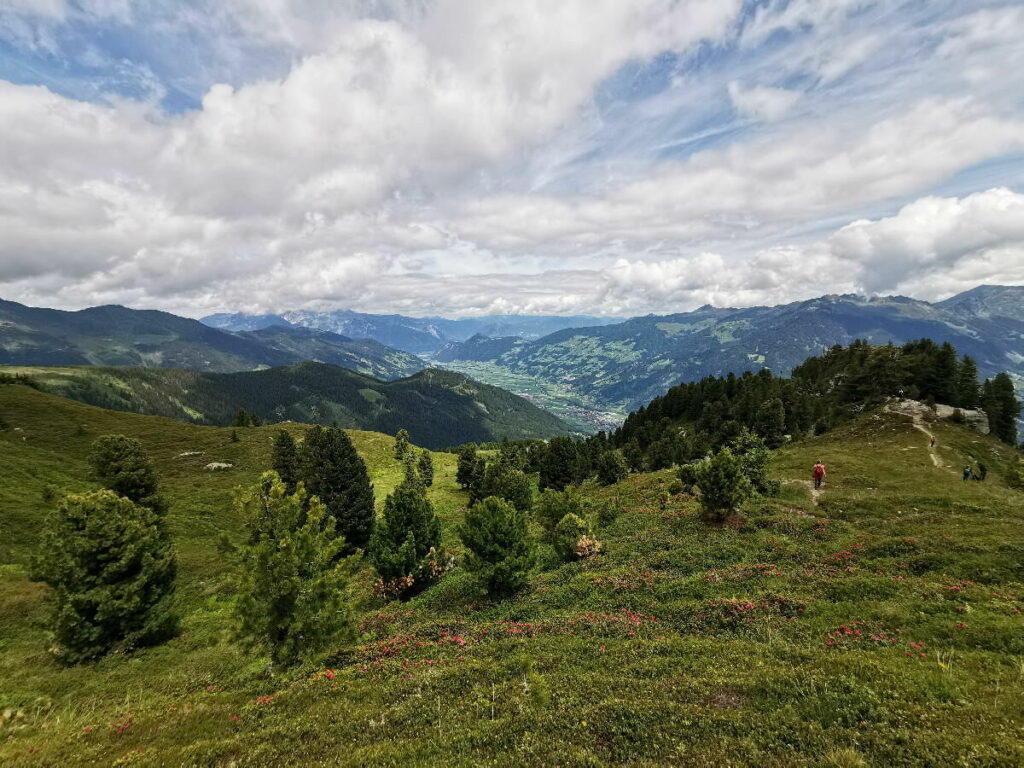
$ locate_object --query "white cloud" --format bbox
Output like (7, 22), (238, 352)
(727, 81), (800, 121)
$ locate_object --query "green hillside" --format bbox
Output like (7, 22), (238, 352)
(0, 363), (571, 449)
(0, 298), (423, 380)
(1, 384), (1022, 765)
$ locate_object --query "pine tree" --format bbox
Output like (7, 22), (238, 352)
(393, 429), (411, 461)
(596, 450), (628, 486)
(368, 485), (442, 587)
(984, 373), (1020, 446)
(401, 452), (423, 491)
(417, 450), (434, 487)
(88, 435), (166, 514)
(31, 490), (177, 663)
(730, 429), (779, 495)
(694, 447), (753, 523)
(755, 397), (787, 448)
(929, 342), (959, 404)
(955, 356), (980, 409)
(480, 461), (533, 512)
(538, 437), (581, 491)
(533, 488), (582, 540)
(456, 443), (479, 489)
(553, 513), (590, 561)
(298, 426), (375, 551)
(459, 496), (534, 598)
(271, 429), (299, 491)
(227, 473), (356, 669)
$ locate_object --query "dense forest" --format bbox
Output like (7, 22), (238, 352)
(610, 339), (1020, 471)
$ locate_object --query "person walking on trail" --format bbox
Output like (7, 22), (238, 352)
(930, 436), (936, 448)
(812, 461), (827, 490)
(962, 466), (972, 482)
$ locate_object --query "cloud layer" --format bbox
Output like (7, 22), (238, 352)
(0, 0), (1022, 317)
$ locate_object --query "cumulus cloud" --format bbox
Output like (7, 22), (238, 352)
(0, 1), (1023, 318)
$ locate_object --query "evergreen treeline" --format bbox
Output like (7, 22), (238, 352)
(612, 339), (1021, 469)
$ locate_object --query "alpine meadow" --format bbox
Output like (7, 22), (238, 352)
(1, 2), (1023, 767)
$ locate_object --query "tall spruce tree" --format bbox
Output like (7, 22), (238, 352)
(956, 356), (981, 409)
(298, 426), (375, 551)
(227, 473), (355, 669)
(417, 450), (434, 487)
(271, 429), (299, 491)
(31, 490), (177, 663)
(393, 429), (411, 461)
(368, 485), (442, 587)
(456, 443), (479, 489)
(596, 450), (628, 486)
(983, 373), (1020, 446)
(460, 496), (534, 598)
(538, 437), (582, 491)
(88, 435), (166, 514)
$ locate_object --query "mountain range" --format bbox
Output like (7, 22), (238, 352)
(202, 309), (619, 355)
(4, 363), (570, 449)
(432, 286), (1024, 411)
(0, 299), (423, 380)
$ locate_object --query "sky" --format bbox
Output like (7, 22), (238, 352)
(1, 0), (1023, 319)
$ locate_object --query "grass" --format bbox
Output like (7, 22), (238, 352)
(1, 384), (1022, 766)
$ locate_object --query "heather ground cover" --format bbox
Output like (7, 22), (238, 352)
(1, 384), (1022, 766)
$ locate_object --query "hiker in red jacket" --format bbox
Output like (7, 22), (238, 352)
(812, 461), (826, 490)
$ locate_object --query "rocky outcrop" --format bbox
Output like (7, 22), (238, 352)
(886, 398), (989, 434)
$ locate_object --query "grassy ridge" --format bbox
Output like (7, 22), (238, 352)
(1, 385), (1022, 766)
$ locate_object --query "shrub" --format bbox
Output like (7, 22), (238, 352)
(667, 480), (685, 496)
(31, 490), (177, 663)
(459, 497), (534, 598)
(731, 429), (780, 496)
(226, 473), (356, 669)
(88, 435), (166, 513)
(368, 486), (443, 597)
(554, 513), (598, 561)
(534, 488), (582, 540)
(694, 447), (753, 523)
(596, 450), (628, 486)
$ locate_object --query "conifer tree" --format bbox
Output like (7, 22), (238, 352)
(694, 447), (753, 523)
(417, 450), (434, 487)
(533, 488), (582, 540)
(955, 356), (980, 409)
(983, 373), (1020, 446)
(227, 473), (355, 669)
(467, 457), (488, 504)
(368, 485), (442, 587)
(298, 426), (375, 551)
(402, 452), (423, 491)
(480, 461), (533, 511)
(271, 429), (299, 491)
(31, 490), (177, 663)
(393, 429), (411, 461)
(538, 436), (582, 491)
(456, 443), (479, 489)
(756, 397), (787, 447)
(553, 512), (590, 561)
(460, 496), (534, 598)
(88, 435), (166, 514)
(596, 450), (628, 486)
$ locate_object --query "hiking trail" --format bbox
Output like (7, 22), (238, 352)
(884, 400), (945, 469)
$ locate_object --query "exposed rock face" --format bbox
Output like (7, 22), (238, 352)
(887, 398), (990, 434)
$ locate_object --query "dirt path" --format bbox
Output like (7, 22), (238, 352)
(789, 478), (822, 506)
(884, 400), (945, 469)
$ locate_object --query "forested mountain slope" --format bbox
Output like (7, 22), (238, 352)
(0, 299), (423, 379)
(1, 363), (570, 448)
(439, 288), (1024, 410)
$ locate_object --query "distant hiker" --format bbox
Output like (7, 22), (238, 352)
(962, 466), (972, 482)
(812, 461), (826, 490)
(977, 463), (988, 481)
(929, 436), (936, 448)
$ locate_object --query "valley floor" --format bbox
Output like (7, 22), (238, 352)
(1, 385), (1022, 766)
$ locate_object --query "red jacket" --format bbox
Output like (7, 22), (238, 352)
(812, 464), (826, 478)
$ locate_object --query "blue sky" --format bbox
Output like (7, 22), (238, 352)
(1, 0), (1022, 317)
